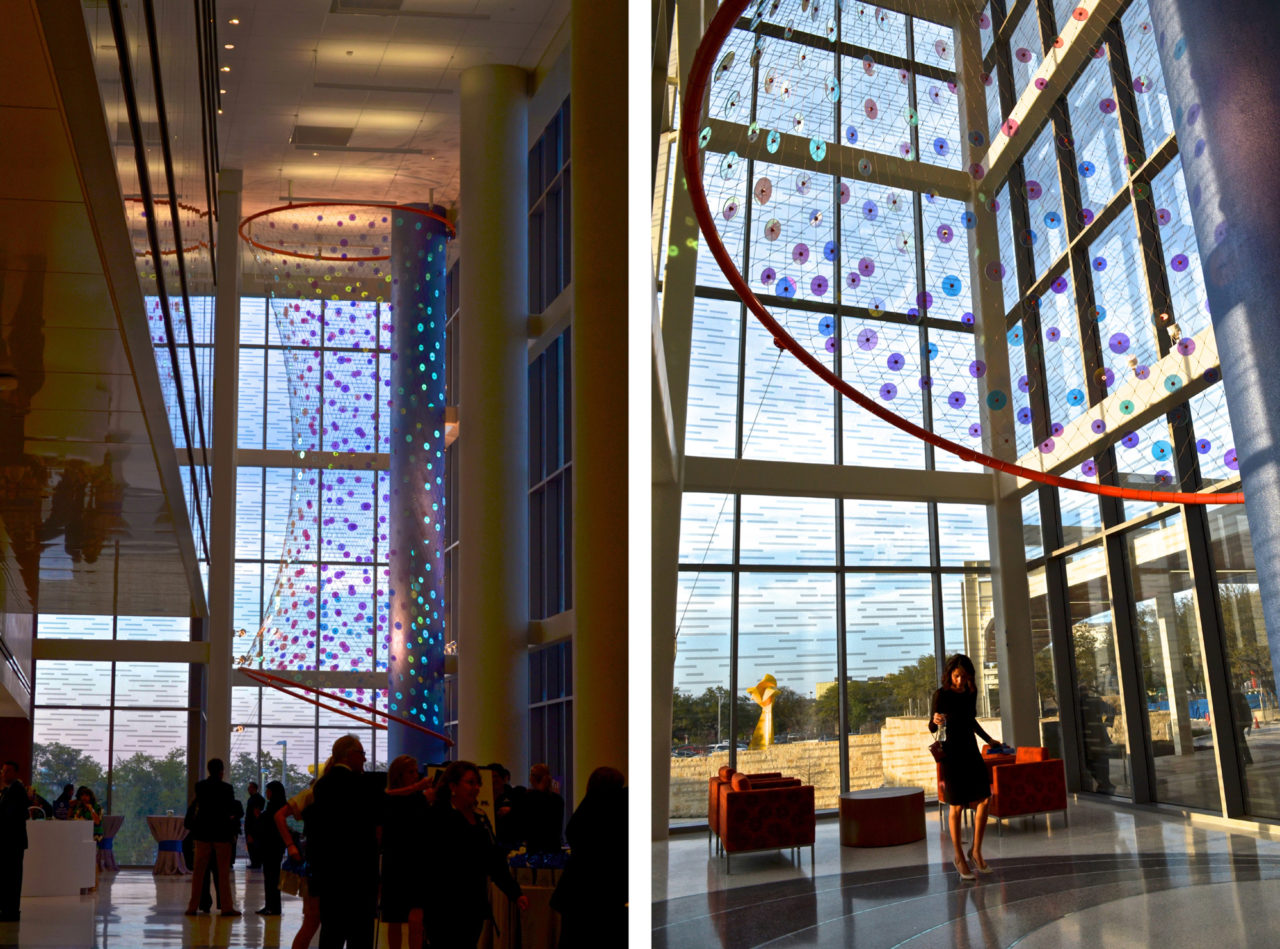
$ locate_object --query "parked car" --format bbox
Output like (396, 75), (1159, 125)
(671, 745), (702, 758)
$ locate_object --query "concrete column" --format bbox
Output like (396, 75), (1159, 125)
(1154, 589), (1194, 755)
(386, 204), (450, 764)
(570, 0), (628, 806)
(206, 168), (242, 766)
(1148, 0), (1280, 701)
(955, 16), (1039, 747)
(457, 65), (530, 773)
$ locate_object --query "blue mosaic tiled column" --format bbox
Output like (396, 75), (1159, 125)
(387, 203), (450, 764)
(1149, 0), (1280, 699)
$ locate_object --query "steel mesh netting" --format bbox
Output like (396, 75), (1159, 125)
(687, 0), (1240, 499)
(236, 204), (397, 694)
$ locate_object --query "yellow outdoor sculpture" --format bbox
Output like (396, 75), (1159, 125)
(746, 674), (778, 750)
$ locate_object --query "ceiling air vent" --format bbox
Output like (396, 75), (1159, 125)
(291, 126), (355, 148)
(330, 0), (403, 12)
(329, 0), (487, 17)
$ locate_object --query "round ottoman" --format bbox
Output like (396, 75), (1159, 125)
(839, 787), (926, 847)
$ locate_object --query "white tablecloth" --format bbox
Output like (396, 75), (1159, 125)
(145, 815), (189, 874)
(22, 820), (96, 896)
(97, 815), (124, 871)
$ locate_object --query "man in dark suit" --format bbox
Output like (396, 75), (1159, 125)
(309, 735), (381, 949)
(0, 761), (28, 922)
(184, 758), (240, 916)
(244, 781), (266, 869)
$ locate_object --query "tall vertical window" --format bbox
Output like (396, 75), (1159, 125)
(32, 615), (194, 866)
(232, 295), (388, 783)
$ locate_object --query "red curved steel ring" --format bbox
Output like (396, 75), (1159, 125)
(237, 201), (455, 262)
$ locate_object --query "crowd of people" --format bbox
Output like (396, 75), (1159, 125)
(178, 735), (626, 949)
(0, 737), (626, 944)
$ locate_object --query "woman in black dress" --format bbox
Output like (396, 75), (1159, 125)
(930, 653), (998, 880)
(426, 760), (528, 949)
(380, 755), (432, 949)
(255, 781), (287, 916)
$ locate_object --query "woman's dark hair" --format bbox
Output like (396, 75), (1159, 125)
(75, 786), (97, 805)
(585, 766), (625, 796)
(941, 653), (977, 691)
(265, 780), (286, 803)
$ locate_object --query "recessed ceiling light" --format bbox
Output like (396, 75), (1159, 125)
(220, 88), (226, 94)
(218, 108), (224, 114)
(228, 17), (240, 24)
(312, 152), (319, 157)
(221, 65), (231, 72)
(224, 43), (235, 49)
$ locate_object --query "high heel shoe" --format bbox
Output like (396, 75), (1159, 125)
(966, 847), (992, 874)
(952, 857), (976, 881)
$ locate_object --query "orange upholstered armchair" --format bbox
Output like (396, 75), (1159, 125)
(718, 772), (815, 874)
(707, 767), (783, 853)
(986, 746), (1068, 833)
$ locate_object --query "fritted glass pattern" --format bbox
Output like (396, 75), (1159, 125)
(916, 72), (962, 170)
(1023, 127), (1069, 280)
(1185, 383), (1238, 489)
(1151, 156), (1213, 340)
(1008, 1), (1043, 95)
(931, 329), (988, 473)
(696, 151), (748, 291)
(1069, 50), (1126, 218)
(839, 53), (913, 159)
(993, 183), (1020, 316)
(844, 4), (907, 57)
(1007, 316), (1035, 458)
(839, 316), (926, 469)
(739, 495), (836, 565)
(844, 500), (929, 566)
(747, 160), (836, 307)
(845, 573), (931, 680)
(921, 195), (971, 322)
(740, 306), (835, 464)
(1115, 412), (1179, 520)
(1089, 210), (1157, 390)
(912, 17), (954, 72)
(679, 493), (734, 565)
(1120, 0), (1174, 158)
(837, 178), (917, 315)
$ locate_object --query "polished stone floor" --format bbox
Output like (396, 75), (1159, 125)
(0, 867), (317, 949)
(654, 797), (1280, 948)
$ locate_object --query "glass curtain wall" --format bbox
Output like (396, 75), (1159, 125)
(668, 7), (994, 824)
(989, 0), (1279, 817)
(665, 0), (1280, 825)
